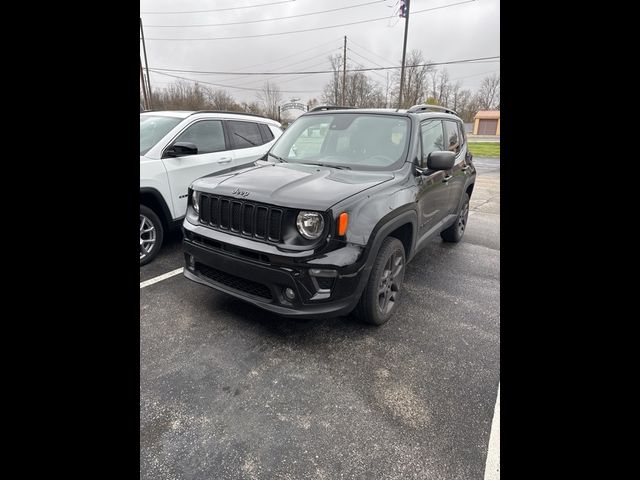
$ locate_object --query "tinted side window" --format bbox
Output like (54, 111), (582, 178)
(420, 120), (444, 167)
(228, 121), (263, 149)
(444, 121), (461, 155)
(173, 120), (226, 154)
(457, 122), (466, 147)
(258, 123), (274, 143)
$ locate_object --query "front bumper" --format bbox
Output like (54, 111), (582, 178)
(182, 231), (371, 319)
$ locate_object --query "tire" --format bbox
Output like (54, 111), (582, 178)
(140, 205), (164, 266)
(441, 193), (470, 243)
(355, 237), (406, 326)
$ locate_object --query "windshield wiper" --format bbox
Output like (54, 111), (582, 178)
(234, 132), (258, 146)
(267, 152), (287, 162)
(300, 162), (351, 170)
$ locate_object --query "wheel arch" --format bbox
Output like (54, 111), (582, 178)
(363, 209), (418, 267)
(140, 187), (172, 229)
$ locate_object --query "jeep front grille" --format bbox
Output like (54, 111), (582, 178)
(198, 194), (285, 243)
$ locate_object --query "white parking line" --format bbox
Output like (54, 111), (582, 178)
(140, 267), (184, 289)
(484, 383), (500, 480)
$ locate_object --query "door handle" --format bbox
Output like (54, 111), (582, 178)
(217, 157), (232, 164)
(443, 175), (453, 182)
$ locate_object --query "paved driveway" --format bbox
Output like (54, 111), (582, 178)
(140, 158), (500, 479)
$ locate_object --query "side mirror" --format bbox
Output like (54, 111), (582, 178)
(166, 142), (198, 157)
(426, 151), (455, 171)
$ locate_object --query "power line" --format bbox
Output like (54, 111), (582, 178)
(174, 46), (341, 87)
(149, 70), (322, 93)
(150, 55), (500, 75)
(231, 53), (340, 88)
(348, 47), (386, 69)
(144, 0), (477, 41)
(145, 1), (385, 28)
(223, 38), (342, 73)
(162, 40), (341, 87)
(141, 0), (296, 15)
(450, 69), (500, 82)
(349, 38), (397, 65)
(149, 38), (341, 81)
(346, 50), (388, 82)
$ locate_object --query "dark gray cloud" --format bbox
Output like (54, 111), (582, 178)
(141, 0), (499, 106)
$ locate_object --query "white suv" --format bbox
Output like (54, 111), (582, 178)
(140, 111), (283, 265)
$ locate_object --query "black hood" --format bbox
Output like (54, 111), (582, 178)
(191, 162), (395, 211)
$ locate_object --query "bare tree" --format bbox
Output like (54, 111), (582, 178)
(257, 81), (283, 120)
(238, 101), (264, 115)
(344, 72), (384, 107)
(204, 88), (239, 111)
(427, 68), (453, 107)
(321, 54), (384, 107)
(449, 80), (461, 110)
(475, 73), (500, 110)
(151, 80), (208, 110)
(392, 50), (432, 108)
(453, 88), (478, 122)
(321, 54), (343, 105)
(306, 97), (320, 111)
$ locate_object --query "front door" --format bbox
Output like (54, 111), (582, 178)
(416, 120), (451, 246)
(161, 119), (235, 217)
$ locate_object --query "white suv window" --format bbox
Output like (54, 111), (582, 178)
(173, 120), (226, 154)
(140, 115), (182, 155)
(227, 121), (263, 149)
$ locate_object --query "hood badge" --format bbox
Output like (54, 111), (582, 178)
(231, 188), (250, 197)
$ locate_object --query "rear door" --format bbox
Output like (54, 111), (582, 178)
(442, 120), (469, 214)
(226, 120), (274, 166)
(161, 119), (235, 217)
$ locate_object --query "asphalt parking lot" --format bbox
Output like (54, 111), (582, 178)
(140, 157), (500, 479)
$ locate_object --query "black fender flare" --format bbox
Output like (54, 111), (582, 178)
(454, 176), (476, 213)
(140, 187), (173, 226)
(362, 208), (418, 268)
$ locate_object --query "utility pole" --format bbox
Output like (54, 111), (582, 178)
(140, 56), (149, 110)
(397, 0), (411, 109)
(140, 17), (153, 108)
(385, 71), (390, 108)
(342, 36), (347, 106)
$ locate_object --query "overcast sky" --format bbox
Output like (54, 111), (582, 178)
(140, 0), (499, 111)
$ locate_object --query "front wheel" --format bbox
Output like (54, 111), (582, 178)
(441, 193), (470, 243)
(355, 237), (406, 326)
(140, 205), (164, 266)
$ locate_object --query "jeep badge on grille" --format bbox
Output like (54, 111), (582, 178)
(231, 188), (250, 197)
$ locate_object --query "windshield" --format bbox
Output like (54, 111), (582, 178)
(270, 113), (410, 170)
(140, 115), (183, 155)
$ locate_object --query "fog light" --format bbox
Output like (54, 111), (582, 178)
(284, 288), (296, 300)
(188, 255), (195, 269)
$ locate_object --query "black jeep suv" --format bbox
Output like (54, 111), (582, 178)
(182, 105), (476, 325)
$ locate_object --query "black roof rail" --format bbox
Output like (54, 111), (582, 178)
(190, 110), (276, 121)
(308, 105), (359, 112)
(406, 104), (458, 116)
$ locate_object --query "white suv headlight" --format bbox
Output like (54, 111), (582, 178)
(192, 190), (200, 214)
(296, 211), (324, 240)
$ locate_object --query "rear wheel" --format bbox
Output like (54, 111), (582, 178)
(355, 237), (406, 326)
(140, 205), (164, 266)
(441, 193), (470, 243)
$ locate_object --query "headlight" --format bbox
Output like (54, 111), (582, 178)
(192, 190), (200, 214)
(296, 211), (325, 240)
